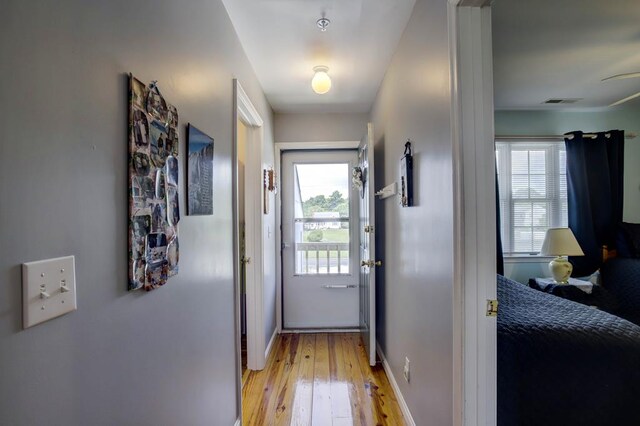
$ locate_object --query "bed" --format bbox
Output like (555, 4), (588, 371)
(600, 257), (640, 327)
(497, 275), (640, 426)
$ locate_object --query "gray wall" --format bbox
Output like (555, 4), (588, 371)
(0, 1), (273, 425)
(274, 112), (369, 142)
(262, 131), (277, 349)
(496, 108), (640, 282)
(369, 0), (454, 424)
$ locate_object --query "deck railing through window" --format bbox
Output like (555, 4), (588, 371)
(296, 243), (349, 275)
(295, 242), (350, 275)
(293, 217), (350, 275)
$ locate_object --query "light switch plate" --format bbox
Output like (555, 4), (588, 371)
(22, 256), (77, 328)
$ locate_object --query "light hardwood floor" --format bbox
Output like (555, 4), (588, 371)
(242, 332), (406, 426)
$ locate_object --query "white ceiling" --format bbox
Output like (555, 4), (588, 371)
(492, 0), (640, 110)
(222, 0), (415, 113)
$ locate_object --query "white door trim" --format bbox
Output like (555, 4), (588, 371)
(236, 81), (263, 128)
(233, 80), (266, 424)
(280, 149), (360, 329)
(274, 141), (360, 332)
(448, 1), (497, 425)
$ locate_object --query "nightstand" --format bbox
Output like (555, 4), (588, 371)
(528, 277), (618, 312)
(531, 277), (594, 293)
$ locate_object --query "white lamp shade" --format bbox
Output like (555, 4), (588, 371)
(311, 66), (331, 94)
(540, 228), (585, 257)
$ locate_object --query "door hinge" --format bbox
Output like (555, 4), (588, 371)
(364, 225), (374, 233)
(486, 299), (499, 317)
(361, 260), (382, 268)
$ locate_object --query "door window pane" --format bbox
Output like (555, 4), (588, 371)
(293, 163), (350, 275)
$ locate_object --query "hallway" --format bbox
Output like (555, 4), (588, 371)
(242, 333), (405, 426)
(0, 0), (470, 423)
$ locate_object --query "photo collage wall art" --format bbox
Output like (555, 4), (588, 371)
(128, 74), (180, 291)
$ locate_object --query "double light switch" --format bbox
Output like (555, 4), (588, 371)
(22, 255), (77, 328)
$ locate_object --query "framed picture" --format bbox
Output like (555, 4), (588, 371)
(187, 124), (214, 215)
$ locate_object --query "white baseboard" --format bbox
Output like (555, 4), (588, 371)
(376, 344), (416, 426)
(234, 418), (240, 426)
(265, 328), (278, 359)
(281, 328), (360, 334)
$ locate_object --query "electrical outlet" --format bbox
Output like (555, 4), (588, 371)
(403, 357), (410, 382)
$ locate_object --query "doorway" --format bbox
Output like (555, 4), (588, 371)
(280, 150), (360, 329)
(233, 79), (267, 385)
(237, 118), (248, 378)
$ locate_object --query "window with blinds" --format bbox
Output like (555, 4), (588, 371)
(496, 141), (568, 255)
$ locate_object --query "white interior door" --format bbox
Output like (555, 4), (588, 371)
(281, 150), (360, 329)
(359, 123), (377, 366)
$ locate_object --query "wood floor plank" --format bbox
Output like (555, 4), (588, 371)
(244, 334), (292, 426)
(242, 367), (251, 391)
(242, 353), (272, 409)
(329, 333), (353, 423)
(332, 418), (354, 426)
(272, 333), (303, 425)
(289, 334), (315, 426)
(311, 333), (332, 426)
(351, 334), (405, 426)
(243, 333), (406, 426)
(340, 332), (374, 426)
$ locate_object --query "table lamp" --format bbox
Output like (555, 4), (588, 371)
(540, 228), (585, 284)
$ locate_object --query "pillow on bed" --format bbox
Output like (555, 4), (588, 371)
(619, 222), (640, 258)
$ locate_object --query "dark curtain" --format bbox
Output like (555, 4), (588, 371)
(496, 167), (504, 275)
(565, 130), (625, 276)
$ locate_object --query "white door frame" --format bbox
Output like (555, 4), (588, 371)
(274, 141), (360, 332)
(449, 1), (497, 425)
(280, 150), (360, 329)
(233, 79), (266, 381)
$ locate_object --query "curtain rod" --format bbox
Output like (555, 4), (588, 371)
(495, 132), (637, 141)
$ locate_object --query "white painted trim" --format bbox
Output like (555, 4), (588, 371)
(276, 141), (360, 151)
(504, 255), (553, 264)
(265, 328), (278, 360)
(244, 123), (266, 371)
(232, 81), (243, 426)
(450, 0), (492, 6)
(450, 4), (497, 426)
(376, 344), (415, 426)
(236, 82), (263, 127)
(281, 328), (361, 334)
(274, 149), (282, 334)
(234, 419), (240, 426)
(448, 4), (464, 425)
(233, 79), (267, 423)
(274, 140), (360, 333)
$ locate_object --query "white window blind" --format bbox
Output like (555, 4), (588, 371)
(496, 141), (568, 255)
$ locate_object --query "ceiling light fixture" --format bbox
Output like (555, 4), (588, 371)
(316, 17), (330, 32)
(311, 66), (332, 94)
